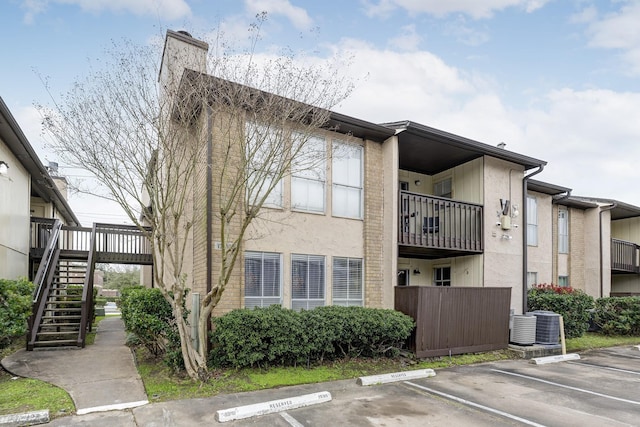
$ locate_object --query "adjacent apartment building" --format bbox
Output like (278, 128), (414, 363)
(527, 180), (640, 298)
(0, 97), (79, 279)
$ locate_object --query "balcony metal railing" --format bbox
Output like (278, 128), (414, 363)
(399, 191), (483, 252)
(611, 238), (640, 273)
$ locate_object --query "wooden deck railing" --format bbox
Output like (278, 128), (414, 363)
(30, 218), (152, 263)
(612, 238), (640, 273)
(399, 191), (483, 252)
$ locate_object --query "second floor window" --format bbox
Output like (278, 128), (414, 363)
(245, 122), (283, 208)
(558, 209), (569, 254)
(527, 196), (538, 246)
(292, 135), (326, 213)
(332, 142), (363, 219)
(433, 178), (452, 198)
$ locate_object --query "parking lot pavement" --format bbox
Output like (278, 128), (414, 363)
(44, 346), (640, 426)
(223, 346), (640, 427)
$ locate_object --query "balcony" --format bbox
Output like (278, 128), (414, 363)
(611, 238), (640, 274)
(398, 191), (483, 259)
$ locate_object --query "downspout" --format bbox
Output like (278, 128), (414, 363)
(599, 202), (617, 298)
(206, 106), (213, 346)
(522, 164), (545, 313)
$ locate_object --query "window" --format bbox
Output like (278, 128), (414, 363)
(332, 257), (363, 306)
(558, 209), (569, 254)
(292, 135), (326, 212)
(291, 254), (325, 310)
(332, 142), (363, 219)
(244, 252), (282, 308)
(433, 178), (452, 198)
(527, 196), (538, 246)
(558, 276), (569, 287)
(245, 122), (283, 207)
(527, 272), (538, 288)
(434, 266), (451, 286)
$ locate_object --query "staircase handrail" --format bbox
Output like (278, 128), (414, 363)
(78, 223), (98, 347)
(32, 219), (62, 303)
(27, 248), (61, 350)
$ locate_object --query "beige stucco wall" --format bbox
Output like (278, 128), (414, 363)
(527, 191), (554, 285)
(0, 139), (31, 279)
(398, 157), (482, 204)
(397, 255), (483, 287)
(483, 156), (525, 313)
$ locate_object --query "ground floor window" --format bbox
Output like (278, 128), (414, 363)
(558, 275), (569, 287)
(244, 251), (282, 308)
(332, 257), (363, 306)
(291, 254), (325, 310)
(434, 266), (451, 286)
(527, 272), (538, 288)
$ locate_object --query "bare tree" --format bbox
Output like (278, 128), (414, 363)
(38, 17), (353, 381)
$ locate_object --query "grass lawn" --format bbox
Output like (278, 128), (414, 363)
(0, 316), (105, 418)
(0, 339), (75, 418)
(137, 334), (640, 402)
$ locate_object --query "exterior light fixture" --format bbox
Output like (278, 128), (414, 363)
(0, 161), (8, 176)
(413, 269), (421, 275)
(414, 180), (421, 186)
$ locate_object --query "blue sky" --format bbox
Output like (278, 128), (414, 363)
(3, 0), (640, 225)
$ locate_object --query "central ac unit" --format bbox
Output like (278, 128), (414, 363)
(510, 315), (536, 345)
(528, 311), (560, 345)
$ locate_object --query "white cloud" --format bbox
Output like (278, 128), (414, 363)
(583, 2), (640, 74)
(327, 39), (640, 206)
(388, 24), (422, 51)
(362, 0), (551, 19)
(443, 16), (490, 46)
(244, 0), (313, 30)
(21, 0), (191, 22)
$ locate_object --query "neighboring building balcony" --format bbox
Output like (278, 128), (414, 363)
(611, 238), (640, 274)
(398, 191), (483, 259)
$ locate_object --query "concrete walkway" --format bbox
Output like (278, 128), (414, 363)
(2, 317), (148, 415)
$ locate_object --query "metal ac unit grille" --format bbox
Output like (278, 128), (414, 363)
(510, 315), (536, 345)
(529, 311), (560, 345)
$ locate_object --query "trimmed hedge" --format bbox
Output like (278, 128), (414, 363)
(0, 278), (35, 348)
(527, 284), (594, 338)
(594, 297), (640, 336)
(210, 305), (414, 369)
(120, 286), (182, 370)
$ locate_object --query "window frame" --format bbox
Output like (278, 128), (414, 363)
(291, 254), (326, 311)
(244, 251), (283, 308)
(558, 275), (569, 288)
(245, 122), (284, 208)
(527, 196), (538, 246)
(291, 134), (326, 213)
(433, 266), (451, 287)
(527, 271), (538, 288)
(558, 209), (569, 254)
(332, 141), (364, 219)
(332, 257), (364, 306)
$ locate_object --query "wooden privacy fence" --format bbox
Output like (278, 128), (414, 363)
(395, 286), (511, 358)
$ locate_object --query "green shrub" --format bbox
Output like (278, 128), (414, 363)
(528, 284), (594, 338)
(594, 297), (640, 335)
(210, 305), (414, 369)
(119, 286), (183, 370)
(0, 278), (35, 348)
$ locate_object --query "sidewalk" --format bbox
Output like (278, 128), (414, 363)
(2, 317), (148, 416)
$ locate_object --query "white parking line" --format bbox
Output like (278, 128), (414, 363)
(404, 381), (547, 427)
(568, 361), (640, 375)
(491, 369), (640, 406)
(280, 412), (304, 427)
